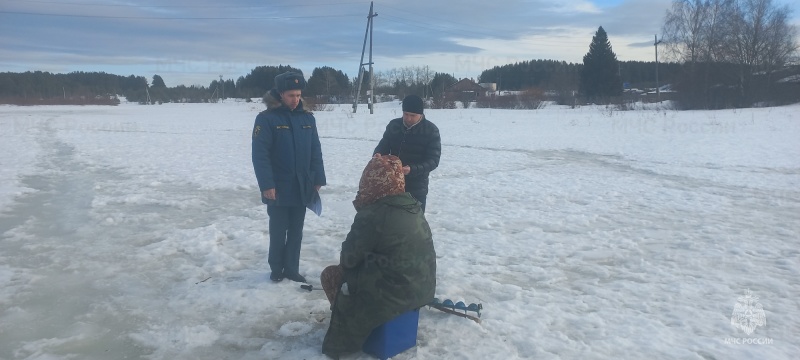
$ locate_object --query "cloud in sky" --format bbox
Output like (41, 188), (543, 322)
(1, 0), (797, 86)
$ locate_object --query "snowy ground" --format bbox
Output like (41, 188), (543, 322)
(0, 100), (798, 360)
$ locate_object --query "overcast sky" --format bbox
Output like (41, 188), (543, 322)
(1, 0), (798, 87)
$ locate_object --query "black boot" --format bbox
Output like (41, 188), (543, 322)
(270, 272), (284, 282)
(284, 273), (306, 283)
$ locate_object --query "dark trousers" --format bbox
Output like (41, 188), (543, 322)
(267, 205), (307, 276)
(408, 190), (427, 213)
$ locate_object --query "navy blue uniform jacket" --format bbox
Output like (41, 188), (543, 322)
(252, 97), (326, 207)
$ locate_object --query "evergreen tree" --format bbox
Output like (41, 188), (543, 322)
(478, 60), (582, 92)
(306, 66), (350, 98)
(429, 73), (458, 98)
(224, 79), (236, 98)
(148, 74), (168, 103)
(235, 65), (302, 99)
(579, 26), (622, 102)
(151, 74), (167, 88)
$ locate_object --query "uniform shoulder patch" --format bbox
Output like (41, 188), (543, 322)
(253, 125), (261, 139)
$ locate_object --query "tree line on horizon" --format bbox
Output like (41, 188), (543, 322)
(0, 58), (700, 108)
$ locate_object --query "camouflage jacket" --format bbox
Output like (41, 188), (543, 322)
(322, 193), (437, 357)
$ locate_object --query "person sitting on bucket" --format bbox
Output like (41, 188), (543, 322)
(320, 154), (437, 359)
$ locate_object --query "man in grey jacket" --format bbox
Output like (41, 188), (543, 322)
(373, 95), (441, 212)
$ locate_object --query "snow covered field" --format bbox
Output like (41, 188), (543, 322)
(0, 100), (798, 359)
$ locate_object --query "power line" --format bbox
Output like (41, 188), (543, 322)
(10, 0), (368, 8)
(0, 10), (362, 20)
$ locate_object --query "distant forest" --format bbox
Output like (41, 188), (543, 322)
(478, 59), (682, 93)
(0, 60), (681, 104)
(1, 59), (797, 108)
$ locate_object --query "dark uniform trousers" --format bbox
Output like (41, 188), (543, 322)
(267, 205), (307, 276)
(409, 190), (427, 213)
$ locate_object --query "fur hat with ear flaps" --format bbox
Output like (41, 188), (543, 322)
(275, 71), (306, 93)
(262, 71), (309, 110)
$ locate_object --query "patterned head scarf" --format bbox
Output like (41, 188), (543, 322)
(352, 155), (405, 211)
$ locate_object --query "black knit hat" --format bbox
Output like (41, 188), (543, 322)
(275, 71), (306, 93)
(402, 95), (424, 115)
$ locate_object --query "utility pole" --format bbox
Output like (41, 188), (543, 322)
(325, 71), (330, 97)
(219, 75), (224, 102)
(654, 34), (663, 102)
(368, 1), (375, 113)
(352, 1), (377, 114)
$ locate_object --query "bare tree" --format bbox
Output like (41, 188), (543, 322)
(400, 67), (414, 87)
(661, 0), (798, 107)
(722, 0), (798, 102)
(704, 0), (736, 63)
(420, 65), (433, 98)
(662, 0), (710, 63)
(662, 0), (736, 63)
(372, 71), (390, 89)
(760, 8), (799, 70)
(741, 0), (797, 71)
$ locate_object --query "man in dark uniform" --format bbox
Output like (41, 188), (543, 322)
(252, 71), (326, 283)
(373, 94), (441, 212)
